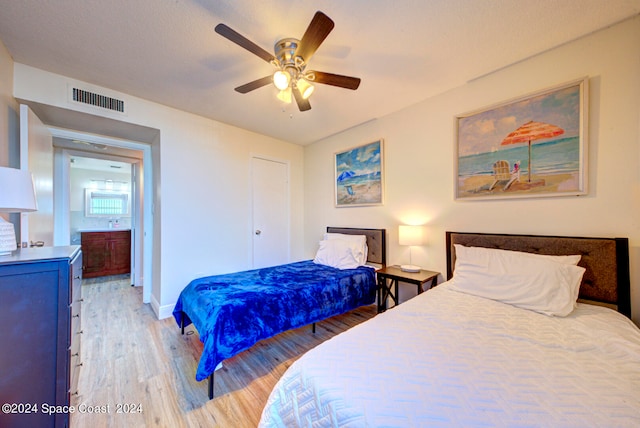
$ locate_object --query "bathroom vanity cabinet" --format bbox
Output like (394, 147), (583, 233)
(81, 230), (131, 278)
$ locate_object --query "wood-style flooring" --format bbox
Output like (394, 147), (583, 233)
(71, 276), (377, 427)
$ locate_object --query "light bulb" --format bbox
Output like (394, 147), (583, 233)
(273, 70), (290, 90)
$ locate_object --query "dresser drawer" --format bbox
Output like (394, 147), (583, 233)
(70, 305), (82, 347)
(70, 251), (83, 305)
(69, 349), (82, 396)
(69, 310), (82, 397)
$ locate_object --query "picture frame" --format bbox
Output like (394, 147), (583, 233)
(335, 139), (384, 207)
(455, 78), (588, 200)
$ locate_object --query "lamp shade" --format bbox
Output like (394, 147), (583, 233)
(398, 225), (424, 246)
(296, 78), (315, 100)
(0, 167), (38, 212)
(276, 87), (292, 104)
(0, 167), (37, 255)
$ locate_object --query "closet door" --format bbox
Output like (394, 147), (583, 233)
(251, 157), (289, 269)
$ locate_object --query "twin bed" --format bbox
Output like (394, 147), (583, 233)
(174, 229), (640, 426)
(173, 227), (385, 398)
(259, 232), (640, 427)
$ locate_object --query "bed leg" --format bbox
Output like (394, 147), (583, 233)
(180, 312), (185, 335)
(208, 372), (214, 399)
(312, 322), (316, 334)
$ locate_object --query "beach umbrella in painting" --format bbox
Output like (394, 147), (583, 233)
(337, 170), (356, 182)
(501, 120), (564, 182)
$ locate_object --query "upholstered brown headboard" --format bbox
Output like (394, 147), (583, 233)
(326, 227), (386, 265)
(445, 232), (631, 317)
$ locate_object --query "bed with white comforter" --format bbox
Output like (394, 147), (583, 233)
(259, 233), (640, 427)
(260, 283), (640, 427)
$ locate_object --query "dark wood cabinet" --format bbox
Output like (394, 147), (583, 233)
(81, 230), (131, 278)
(0, 246), (82, 428)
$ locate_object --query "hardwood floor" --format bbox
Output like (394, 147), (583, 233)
(71, 277), (377, 427)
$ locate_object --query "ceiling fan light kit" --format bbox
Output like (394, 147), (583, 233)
(296, 78), (314, 100)
(215, 11), (361, 112)
(273, 70), (291, 91)
(276, 87), (292, 103)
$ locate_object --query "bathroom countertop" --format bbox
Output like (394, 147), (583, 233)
(76, 228), (131, 232)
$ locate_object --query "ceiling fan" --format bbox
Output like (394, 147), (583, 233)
(215, 11), (361, 112)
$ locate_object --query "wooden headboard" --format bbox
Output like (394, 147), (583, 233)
(326, 227), (386, 266)
(445, 231), (631, 317)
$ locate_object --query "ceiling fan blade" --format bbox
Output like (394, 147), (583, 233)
(215, 23), (276, 63)
(293, 86), (311, 111)
(235, 76), (273, 94)
(311, 71), (361, 90)
(296, 11), (335, 62)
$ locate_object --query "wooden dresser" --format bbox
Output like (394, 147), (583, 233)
(0, 246), (82, 428)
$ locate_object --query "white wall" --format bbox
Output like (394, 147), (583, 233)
(304, 17), (640, 323)
(12, 64), (305, 318)
(68, 167), (133, 236)
(0, 39), (16, 167)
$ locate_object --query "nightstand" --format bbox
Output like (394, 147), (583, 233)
(376, 265), (439, 312)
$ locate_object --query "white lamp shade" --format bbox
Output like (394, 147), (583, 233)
(398, 225), (424, 246)
(276, 87), (292, 104)
(0, 167), (37, 255)
(0, 167), (38, 212)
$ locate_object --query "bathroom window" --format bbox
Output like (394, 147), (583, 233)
(85, 190), (131, 217)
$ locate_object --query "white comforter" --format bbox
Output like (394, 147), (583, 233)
(259, 282), (640, 427)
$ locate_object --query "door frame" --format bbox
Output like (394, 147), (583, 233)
(19, 104), (54, 246)
(51, 128), (153, 304)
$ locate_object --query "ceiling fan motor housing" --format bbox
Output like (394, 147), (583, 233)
(274, 38), (306, 78)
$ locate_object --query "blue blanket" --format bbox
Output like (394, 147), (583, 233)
(173, 260), (377, 381)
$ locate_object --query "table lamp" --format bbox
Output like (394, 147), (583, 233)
(0, 167), (37, 255)
(398, 225), (424, 272)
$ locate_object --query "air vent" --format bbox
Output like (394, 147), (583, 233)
(71, 87), (125, 113)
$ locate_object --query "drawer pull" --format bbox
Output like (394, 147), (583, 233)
(73, 314), (80, 318)
(77, 330), (84, 335)
(72, 352), (79, 357)
(72, 390), (79, 396)
(74, 275), (81, 280)
(77, 363), (83, 367)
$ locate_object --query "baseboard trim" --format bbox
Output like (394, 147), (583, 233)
(150, 294), (175, 320)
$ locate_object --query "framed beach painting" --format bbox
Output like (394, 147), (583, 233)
(335, 139), (384, 207)
(455, 78), (588, 200)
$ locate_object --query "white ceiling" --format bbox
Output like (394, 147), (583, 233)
(1, 0), (639, 145)
(70, 156), (131, 173)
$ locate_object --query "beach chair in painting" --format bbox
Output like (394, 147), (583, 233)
(346, 185), (355, 196)
(489, 160), (520, 191)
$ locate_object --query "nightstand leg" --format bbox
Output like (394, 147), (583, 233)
(377, 276), (395, 313)
(428, 276), (438, 290)
(377, 276), (388, 313)
(393, 279), (399, 307)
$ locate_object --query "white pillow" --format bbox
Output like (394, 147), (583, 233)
(449, 245), (585, 316)
(313, 239), (364, 270)
(454, 245), (583, 304)
(324, 233), (368, 265)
